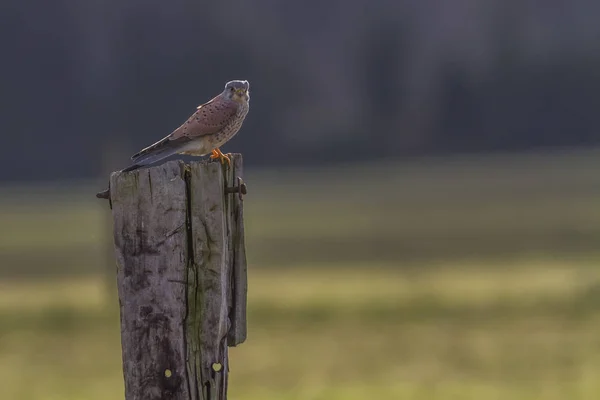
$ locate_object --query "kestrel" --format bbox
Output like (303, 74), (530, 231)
(121, 80), (250, 172)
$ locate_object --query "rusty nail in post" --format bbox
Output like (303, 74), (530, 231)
(225, 177), (247, 200)
(96, 183), (113, 209)
(96, 188), (110, 199)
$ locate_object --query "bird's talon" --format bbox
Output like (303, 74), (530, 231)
(222, 154), (231, 166)
(209, 148), (231, 166)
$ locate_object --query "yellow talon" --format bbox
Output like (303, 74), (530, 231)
(209, 148), (231, 166)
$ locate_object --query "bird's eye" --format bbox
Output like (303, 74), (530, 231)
(230, 87), (235, 91)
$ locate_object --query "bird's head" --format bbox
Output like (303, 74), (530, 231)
(224, 80), (250, 103)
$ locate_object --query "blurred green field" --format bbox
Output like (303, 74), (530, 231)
(3, 148), (600, 278)
(2, 149), (600, 399)
(2, 264), (600, 400)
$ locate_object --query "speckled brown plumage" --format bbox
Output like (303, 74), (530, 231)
(122, 80), (250, 172)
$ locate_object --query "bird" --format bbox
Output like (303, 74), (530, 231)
(121, 80), (250, 172)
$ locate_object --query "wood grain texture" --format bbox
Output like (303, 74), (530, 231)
(110, 160), (191, 400)
(227, 154), (248, 346)
(187, 159), (230, 399)
(108, 154), (248, 400)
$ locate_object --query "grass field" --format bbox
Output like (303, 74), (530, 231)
(2, 148), (600, 399)
(2, 263), (600, 400)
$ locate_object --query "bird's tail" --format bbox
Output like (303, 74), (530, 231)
(121, 137), (185, 172)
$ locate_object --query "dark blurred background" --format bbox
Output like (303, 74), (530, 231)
(2, 0), (600, 181)
(2, 1), (600, 399)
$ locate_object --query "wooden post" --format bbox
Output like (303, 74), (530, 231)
(99, 138), (129, 297)
(105, 154), (247, 400)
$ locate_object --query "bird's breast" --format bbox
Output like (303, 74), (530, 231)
(211, 103), (249, 145)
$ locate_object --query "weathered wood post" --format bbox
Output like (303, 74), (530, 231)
(99, 138), (129, 296)
(99, 154), (247, 400)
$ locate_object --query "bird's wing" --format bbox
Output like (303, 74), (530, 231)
(128, 95), (238, 165)
(170, 95), (238, 140)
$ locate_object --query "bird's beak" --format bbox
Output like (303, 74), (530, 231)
(235, 88), (246, 96)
